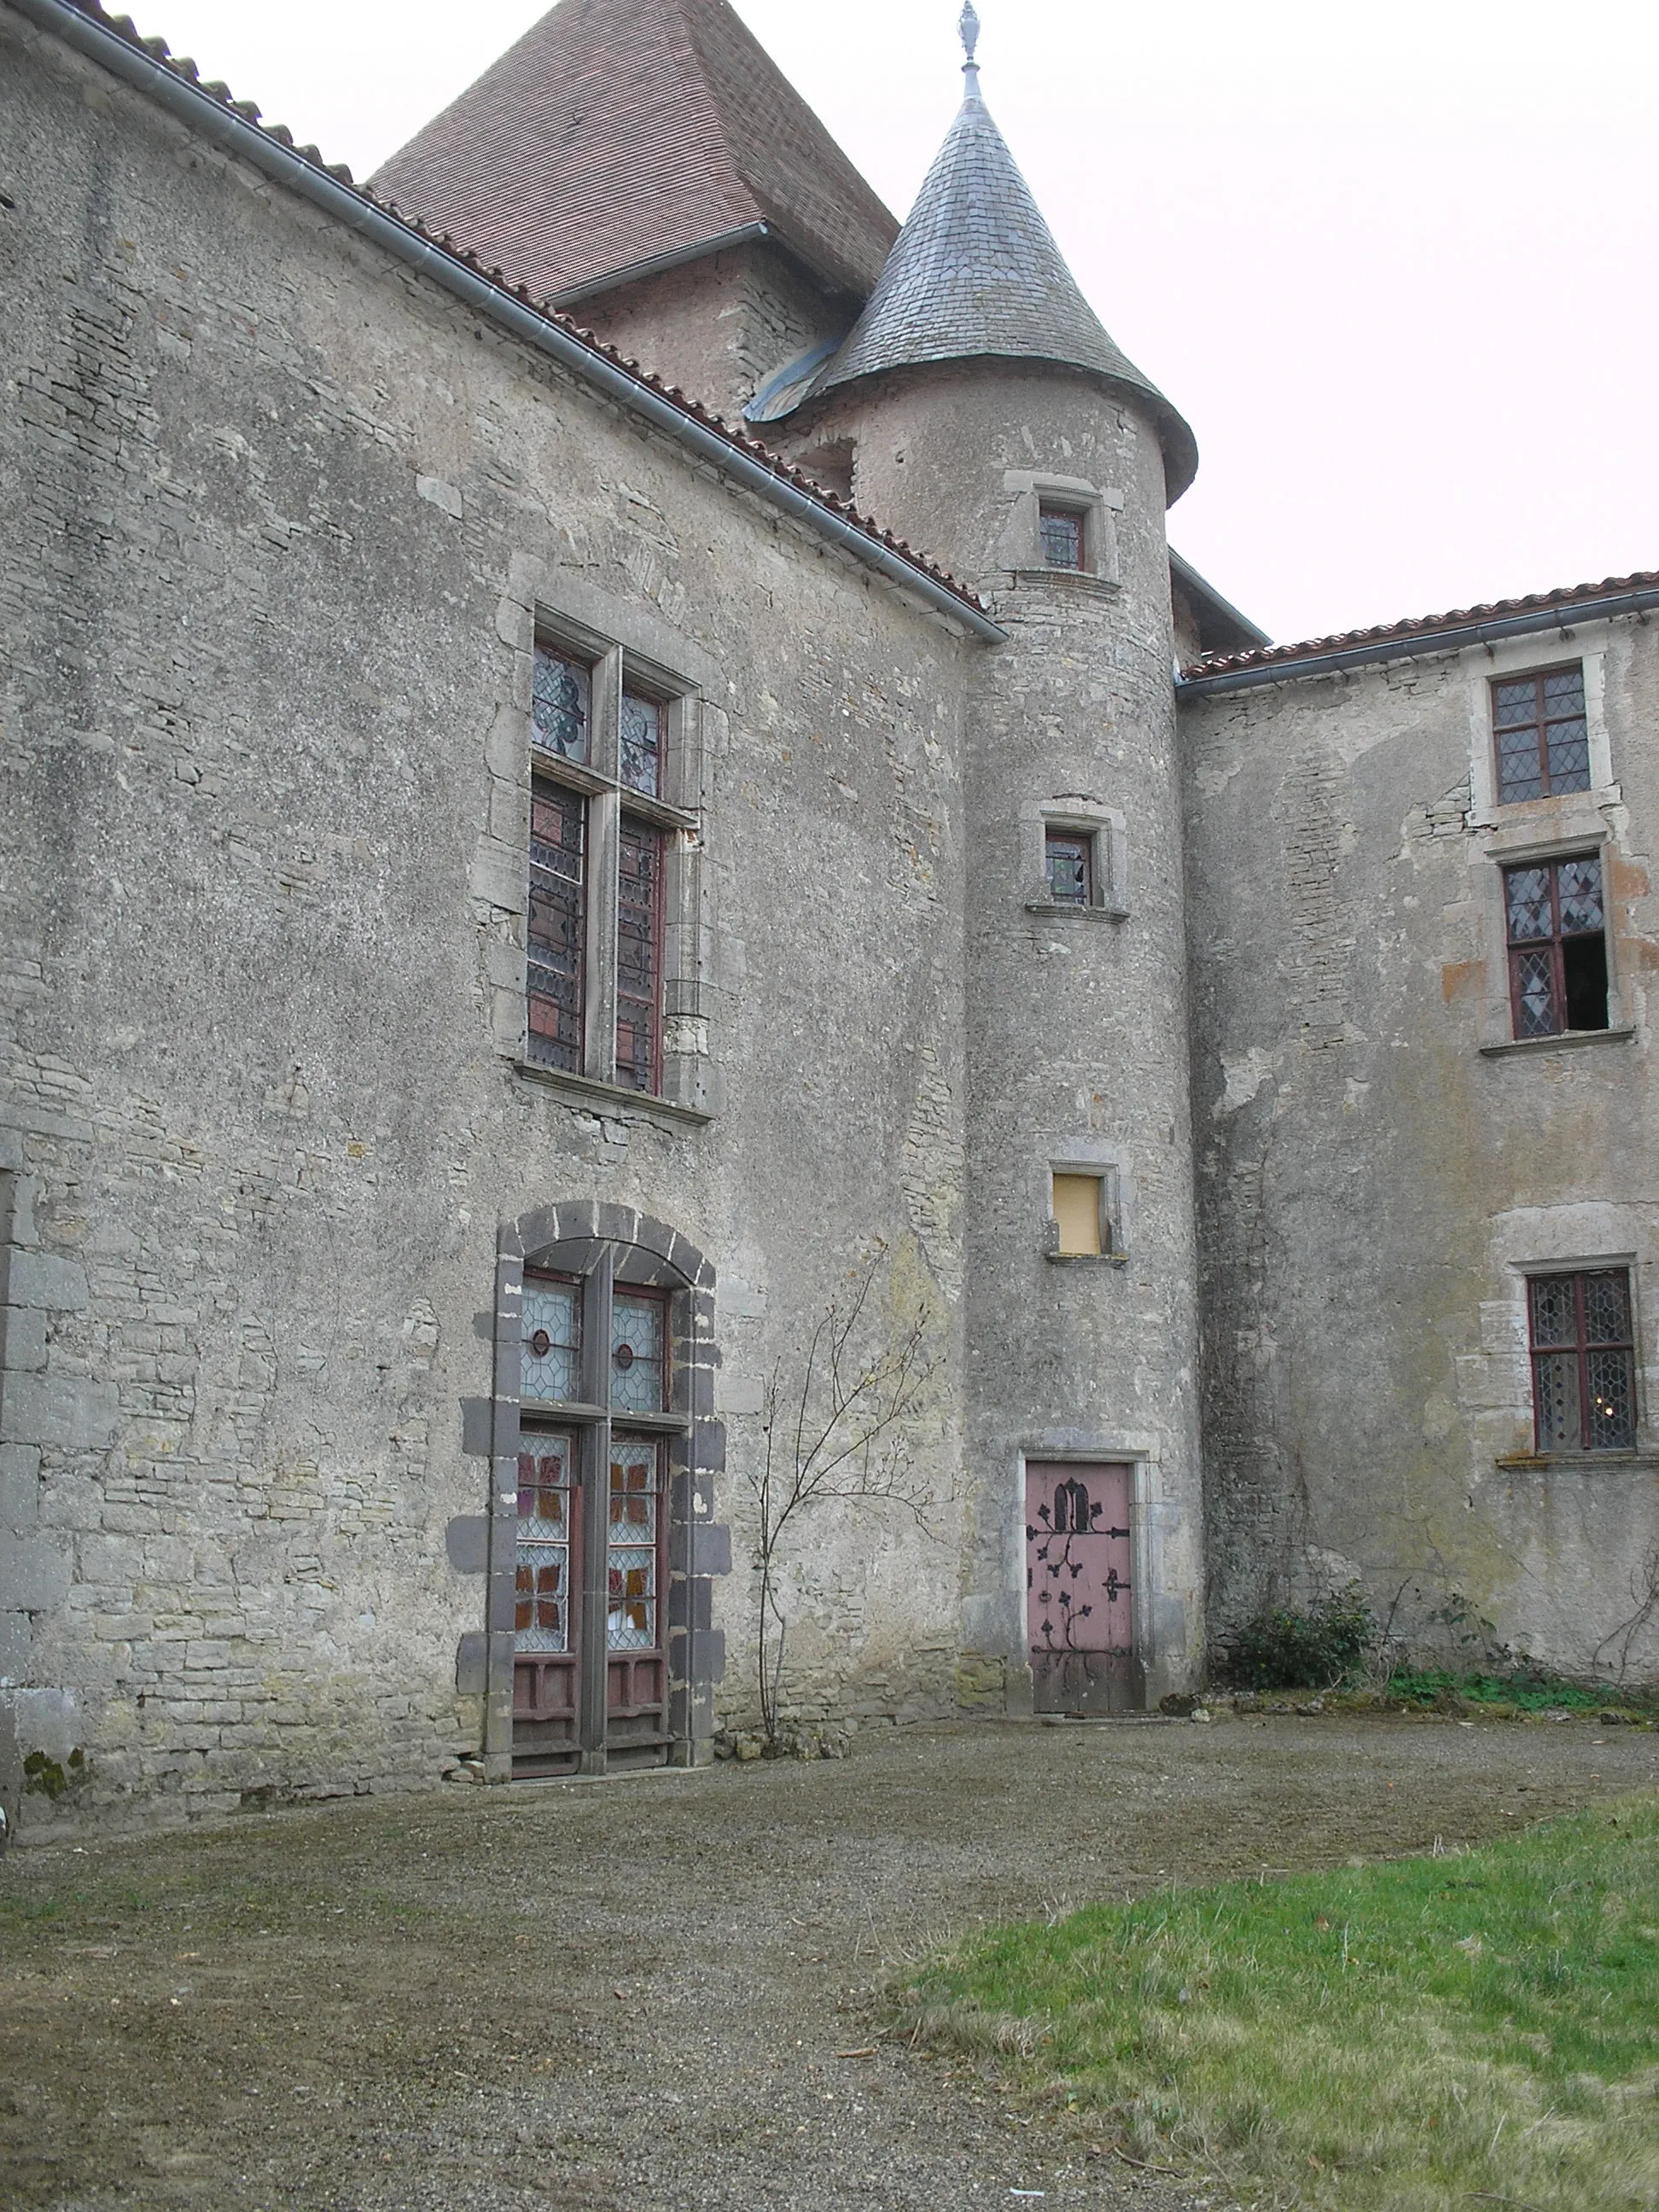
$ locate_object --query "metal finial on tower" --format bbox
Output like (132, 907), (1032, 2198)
(959, 1), (981, 92)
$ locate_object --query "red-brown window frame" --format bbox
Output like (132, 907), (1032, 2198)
(1491, 664), (1591, 804)
(1503, 852), (1608, 1040)
(1039, 504), (1086, 571)
(526, 776), (588, 1074)
(615, 814), (666, 1093)
(1527, 1269), (1639, 1453)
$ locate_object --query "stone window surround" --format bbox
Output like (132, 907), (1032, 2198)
(1039, 1142), (1132, 1265)
(1022, 793), (1129, 921)
(451, 1201), (731, 1780)
(1000, 470), (1123, 587)
(1007, 1442), (1159, 1697)
(1465, 628), (1616, 828)
(1471, 827), (1632, 1053)
(491, 564), (719, 1124)
(1484, 1208), (1652, 1469)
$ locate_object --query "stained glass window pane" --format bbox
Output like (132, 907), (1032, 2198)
(1039, 507), (1084, 569)
(1493, 678), (1539, 729)
(1542, 667), (1586, 715)
(1545, 721), (1590, 792)
(532, 646), (591, 764)
(515, 1440), (572, 1653)
(1587, 1348), (1636, 1450)
(1557, 854), (1603, 934)
(620, 690), (661, 799)
(611, 1291), (665, 1412)
(527, 782), (586, 1072)
(1583, 1271), (1632, 1345)
(1511, 948), (1557, 1037)
(522, 1278), (580, 1402)
(1529, 1276), (1577, 1348)
(1496, 726), (1544, 803)
(608, 1441), (660, 1650)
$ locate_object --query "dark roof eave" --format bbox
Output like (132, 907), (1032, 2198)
(550, 218), (870, 313)
(15, 0), (1004, 648)
(1179, 573), (1659, 694)
(1168, 550), (1270, 653)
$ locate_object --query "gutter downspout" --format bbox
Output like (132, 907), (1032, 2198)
(1179, 585), (1659, 696)
(13, 0), (1006, 649)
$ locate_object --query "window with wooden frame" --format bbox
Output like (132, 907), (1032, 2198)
(1504, 853), (1609, 1039)
(1528, 1269), (1638, 1452)
(1045, 828), (1093, 906)
(1039, 504), (1086, 571)
(1492, 666), (1591, 803)
(525, 638), (697, 1102)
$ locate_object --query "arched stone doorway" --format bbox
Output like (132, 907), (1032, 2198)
(482, 1203), (729, 1778)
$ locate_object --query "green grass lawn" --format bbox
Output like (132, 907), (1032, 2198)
(899, 1799), (1659, 2210)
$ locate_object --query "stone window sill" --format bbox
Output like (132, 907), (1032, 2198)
(1044, 1251), (1131, 1268)
(1025, 897), (1129, 923)
(514, 1060), (713, 1126)
(1494, 1451), (1659, 1471)
(1008, 568), (1121, 599)
(1479, 1025), (1635, 1059)
(521, 1396), (693, 1435)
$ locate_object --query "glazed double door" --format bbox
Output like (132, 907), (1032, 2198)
(1025, 1460), (1143, 1714)
(514, 1426), (669, 1773)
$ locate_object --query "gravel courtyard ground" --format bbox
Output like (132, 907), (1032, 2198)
(3, 1712), (1655, 2212)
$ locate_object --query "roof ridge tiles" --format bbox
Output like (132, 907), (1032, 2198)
(1185, 569), (1659, 680)
(40, 0), (989, 626)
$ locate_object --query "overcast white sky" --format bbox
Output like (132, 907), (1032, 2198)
(121, 0), (1659, 643)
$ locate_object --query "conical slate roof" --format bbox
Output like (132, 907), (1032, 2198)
(809, 77), (1197, 498)
(371, 0), (898, 306)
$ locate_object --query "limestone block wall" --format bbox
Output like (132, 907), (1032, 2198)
(1183, 613), (1659, 1678)
(0, 11), (978, 1830)
(781, 364), (1207, 1702)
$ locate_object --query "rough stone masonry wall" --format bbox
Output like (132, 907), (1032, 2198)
(0, 12), (977, 1831)
(1183, 615), (1659, 1679)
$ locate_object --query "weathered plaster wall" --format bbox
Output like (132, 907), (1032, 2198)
(1184, 618), (1659, 1678)
(0, 14), (978, 1829)
(574, 241), (850, 426)
(785, 364), (1206, 1702)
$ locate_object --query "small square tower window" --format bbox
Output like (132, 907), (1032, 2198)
(1045, 829), (1093, 905)
(1039, 504), (1086, 571)
(1052, 1173), (1107, 1258)
(1492, 666), (1590, 803)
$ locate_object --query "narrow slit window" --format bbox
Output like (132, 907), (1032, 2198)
(1045, 829), (1092, 905)
(616, 816), (665, 1093)
(527, 778), (587, 1071)
(1492, 666), (1589, 803)
(1052, 1173), (1106, 1258)
(1528, 1270), (1637, 1452)
(1039, 504), (1086, 571)
(532, 644), (591, 765)
(1504, 853), (1608, 1039)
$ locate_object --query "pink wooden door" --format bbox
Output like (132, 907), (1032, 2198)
(1025, 1461), (1141, 1714)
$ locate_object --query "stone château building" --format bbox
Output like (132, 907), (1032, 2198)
(3, 0), (1656, 1828)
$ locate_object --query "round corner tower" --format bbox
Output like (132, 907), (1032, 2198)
(772, 8), (1205, 1711)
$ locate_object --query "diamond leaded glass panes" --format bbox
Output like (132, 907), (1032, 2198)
(1528, 1271), (1638, 1452)
(532, 645), (591, 764)
(515, 1438), (572, 1652)
(607, 1440), (660, 1650)
(527, 781), (586, 1071)
(1504, 854), (1607, 1039)
(620, 690), (662, 799)
(611, 1289), (665, 1413)
(522, 1275), (580, 1403)
(1492, 666), (1590, 803)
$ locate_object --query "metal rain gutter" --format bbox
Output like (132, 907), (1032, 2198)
(15, 0), (1006, 648)
(1179, 584), (1659, 696)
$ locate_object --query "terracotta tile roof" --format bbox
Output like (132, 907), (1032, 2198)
(370, 0), (899, 305)
(1183, 570), (1659, 684)
(30, 0), (991, 632)
(806, 79), (1197, 501)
